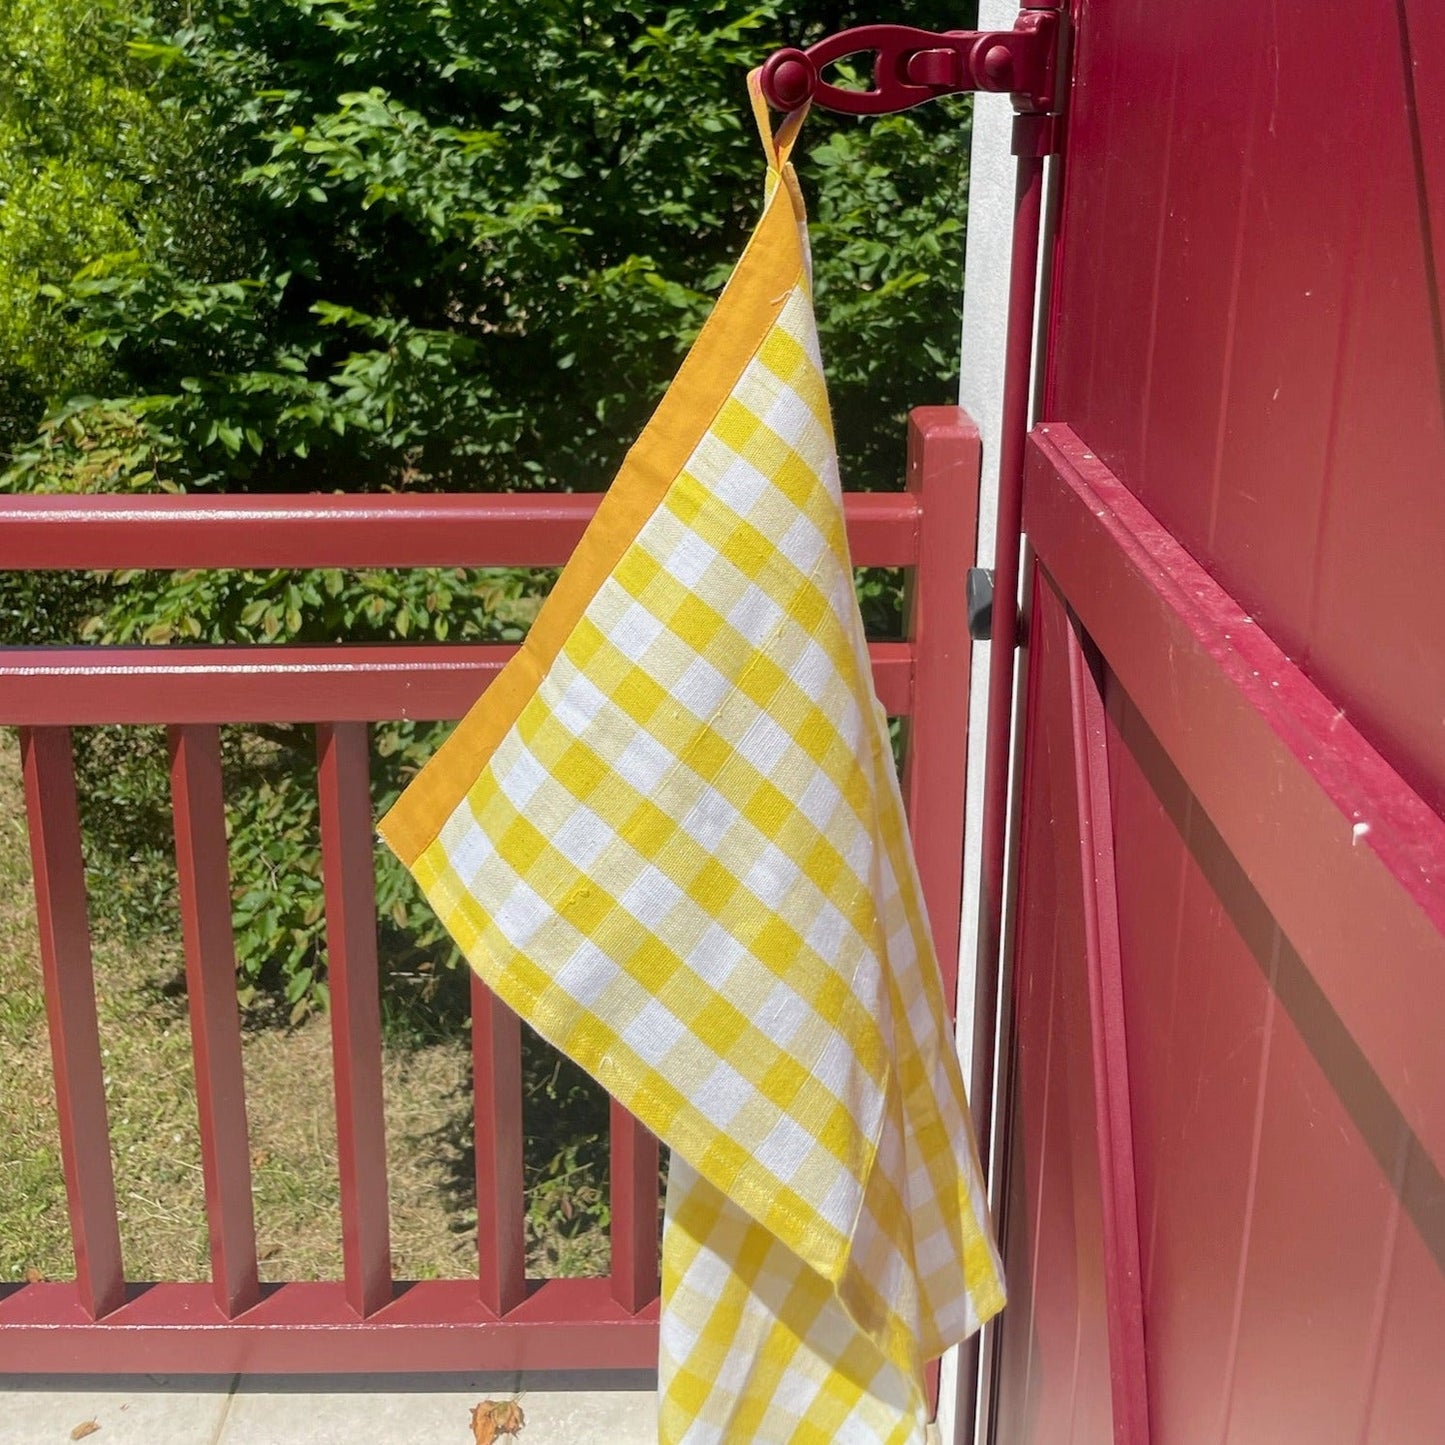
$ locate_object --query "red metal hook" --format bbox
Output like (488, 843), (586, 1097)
(760, 11), (1062, 117)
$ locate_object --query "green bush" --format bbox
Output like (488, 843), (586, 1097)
(1, 0), (973, 1012)
(0, 0), (226, 454)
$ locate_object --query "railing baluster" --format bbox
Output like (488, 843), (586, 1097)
(168, 724), (260, 1318)
(608, 1101), (660, 1312)
(316, 721), (392, 1318)
(472, 975), (526, 1314)
(20, 726), (125, 1319)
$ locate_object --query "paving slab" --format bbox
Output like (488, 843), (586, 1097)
(0, 1371), (657, 1445)
(219, 1371), (656, 1445)
(0, 1375), (235, 1445)
(0, 1374), (947, 1444)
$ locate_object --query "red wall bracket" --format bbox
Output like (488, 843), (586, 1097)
(759, 9), (1064, 117)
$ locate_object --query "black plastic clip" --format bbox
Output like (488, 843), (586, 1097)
(966, 567), (995, 642)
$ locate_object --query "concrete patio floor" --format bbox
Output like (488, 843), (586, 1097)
(0, 1371), (657, 1445)
(0, 1373), (952, 1442)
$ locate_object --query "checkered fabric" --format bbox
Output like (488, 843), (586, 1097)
(379, 74), (1003, 1443)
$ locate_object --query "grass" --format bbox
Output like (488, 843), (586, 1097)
(0, 727), (618, 1287)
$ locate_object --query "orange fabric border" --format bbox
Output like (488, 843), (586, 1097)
(378, 172), (807, 867)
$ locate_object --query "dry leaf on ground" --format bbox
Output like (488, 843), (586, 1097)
(469, 1398), (525, 1443)
(70, 1422), (100, 1440)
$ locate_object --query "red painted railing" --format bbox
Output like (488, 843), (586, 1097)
(0, 407), (979, 1374)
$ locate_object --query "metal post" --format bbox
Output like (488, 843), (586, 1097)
(971, 114), (1050, 1188)
(957, 111), (1054, 1445)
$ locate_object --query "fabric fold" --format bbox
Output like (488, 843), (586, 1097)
(379, 72), (1003, 1443)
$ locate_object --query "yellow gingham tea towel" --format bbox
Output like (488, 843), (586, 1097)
(379, 73), (1004, 1443)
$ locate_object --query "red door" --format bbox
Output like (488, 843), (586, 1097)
(991, 1), (1445, 1440)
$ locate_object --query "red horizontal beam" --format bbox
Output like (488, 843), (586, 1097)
(1026, 423), (1445, 1173)
(0, 491), (920, 570)
(0, 642), (915, 724)
(0, 1279), (658, 1373)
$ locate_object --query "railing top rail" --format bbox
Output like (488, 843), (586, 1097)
(0, 491), (921, 570)
(0, 641), (915, 725)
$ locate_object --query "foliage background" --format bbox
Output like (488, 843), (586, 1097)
(0, 0), (974, 1017)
